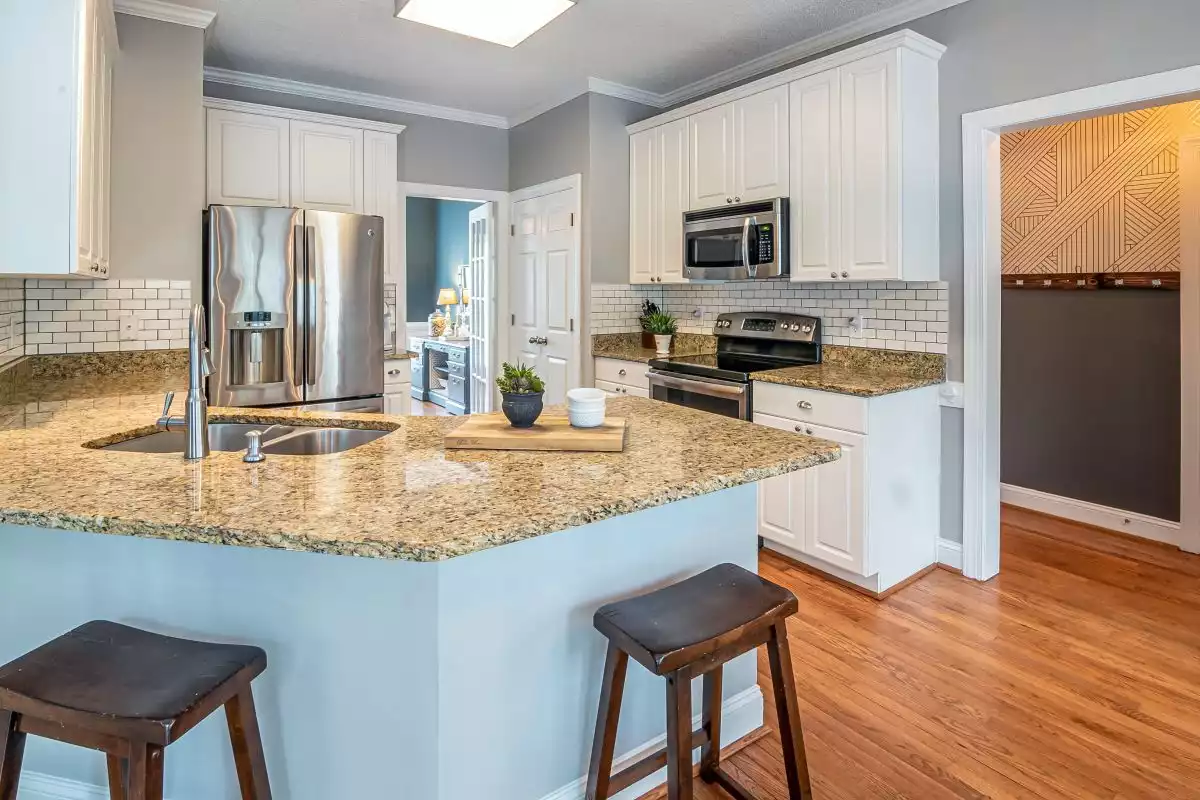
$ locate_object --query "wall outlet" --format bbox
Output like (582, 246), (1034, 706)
(118, 314), (141, 341)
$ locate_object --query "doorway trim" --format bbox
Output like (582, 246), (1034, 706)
(1181, 135), (1200, 554)
(507, 174), (585, 395)
(961, 65), (1200, 580)
(397, 181), (510, 410)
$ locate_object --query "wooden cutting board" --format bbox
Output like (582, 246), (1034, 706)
(444, 414), (628, 452)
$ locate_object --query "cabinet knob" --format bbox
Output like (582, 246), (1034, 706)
(618, 369), (627, 376)
(726, 198), (733, 204)
(798, 400), (813, 410)
(734, 196), (742, 203)
(841, 271), (849, 278)
(830, 272), (838, 279)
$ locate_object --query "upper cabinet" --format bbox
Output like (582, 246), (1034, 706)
(627, 31), (944, 285)
(0, 0), (117, 278)
(206, 109), (291, 208)
(289, 121), (365, 213)
(629, 119), (690, 285)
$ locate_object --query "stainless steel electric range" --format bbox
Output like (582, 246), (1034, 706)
(647, 312), (822, 420)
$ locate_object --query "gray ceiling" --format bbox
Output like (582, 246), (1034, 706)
(202, 0), (929, 121)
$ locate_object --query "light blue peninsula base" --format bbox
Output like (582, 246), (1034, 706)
(0, 484), (763, 800)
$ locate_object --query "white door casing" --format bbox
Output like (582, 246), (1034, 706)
(290, 120), (365, 213)
(206, 109), (290, 207)
(733, 86), (791, 203)
(468, 202), (494, 412)
(789, 69), (842, 282)
(1180, 135), (1200, 554)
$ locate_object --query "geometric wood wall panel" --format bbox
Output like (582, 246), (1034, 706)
(1001, 100), (1200, 274)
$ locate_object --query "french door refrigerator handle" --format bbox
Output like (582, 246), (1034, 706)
(293, 224), (305, 387)
(305, 225), (318, 388)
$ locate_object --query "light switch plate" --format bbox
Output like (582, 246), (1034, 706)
(938, 381), (965, 409)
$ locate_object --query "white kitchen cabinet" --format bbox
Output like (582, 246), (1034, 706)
(596, 379), (649, 399)
(290, 121), (365, 213)
(364, 130), (401, 284)
(753, 380), (939, 595)
(206, 110), (291, 208)
(732, 86), (790, 204)
(594, 357), (651, 398)
(688, 104), (735, 211)
(629, 119), (689, 284)
(0, 0), (116, 278)
(384, 357), (411, 415)
(789, 69), (842, 283)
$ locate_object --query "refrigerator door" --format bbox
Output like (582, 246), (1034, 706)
(205, 206), (304, 407)
(303, 210), (384, 404)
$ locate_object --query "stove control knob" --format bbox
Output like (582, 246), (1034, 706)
(790, 323), (800, 332)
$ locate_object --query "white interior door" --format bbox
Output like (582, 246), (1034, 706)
(468, 202), (493, 412)
(509, 187), (580, 406)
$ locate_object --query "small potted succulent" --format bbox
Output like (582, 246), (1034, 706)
(497, 362), (546, 428)
(642, 310), (678, 355)
(638, 299), (661, 350)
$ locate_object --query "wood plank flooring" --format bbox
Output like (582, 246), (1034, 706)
(638, 506), (1200, 799)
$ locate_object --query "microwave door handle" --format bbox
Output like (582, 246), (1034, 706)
(742, 217), (754, 277)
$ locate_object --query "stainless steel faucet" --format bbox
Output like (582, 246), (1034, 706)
(158, 305), (213, 459)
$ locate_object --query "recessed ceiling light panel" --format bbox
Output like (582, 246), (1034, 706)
(395, 0), (575, 48)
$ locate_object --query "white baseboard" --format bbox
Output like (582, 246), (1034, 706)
(19, 773), (112, 800)
(936, 538), (963, 571)
(1001, 483), (1182, 546)
(537, 685), (764, 800)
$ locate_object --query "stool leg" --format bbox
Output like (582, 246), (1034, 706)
(106, 754), (127, 800)
(767, 621), (813, 800)
(0, 711), (25, 800)
(585, 643), (628, 800)
(226, 687), (273, 800)
(665, 667), (694, 800)
(698, 667), (722, 783)
(127, 744), (164, 800)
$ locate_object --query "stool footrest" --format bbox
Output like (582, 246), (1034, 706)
(608, 726), (710, 795)
(701, 765), (755, 800)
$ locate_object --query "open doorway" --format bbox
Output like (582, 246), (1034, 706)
(962, 68), (1200, 580)
(399, 182), (507, 414)
(998, 103), (1193, 547)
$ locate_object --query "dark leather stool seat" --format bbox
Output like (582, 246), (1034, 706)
(0, 621), (272, 800)
(587, 563), (813, 800)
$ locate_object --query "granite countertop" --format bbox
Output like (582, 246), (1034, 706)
(0, 362), (841, 563)
(751, 346), (946, 397)
(592, 333), (717, 363)
(384, 351), (415, 361)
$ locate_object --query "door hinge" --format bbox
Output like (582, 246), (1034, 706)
(570, 213), (575, 227)
(510, 225), (515, 236)
(511, 314), (515, 325)
(570, 318), (574, 332)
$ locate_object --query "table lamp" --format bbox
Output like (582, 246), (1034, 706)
(437, 287), (459, 320)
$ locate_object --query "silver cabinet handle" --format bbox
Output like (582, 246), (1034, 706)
(794, 425), (814, 435)
(797, 400), (813, 410)
(618, 369), (627, 377)
(387, 369), (402, 376)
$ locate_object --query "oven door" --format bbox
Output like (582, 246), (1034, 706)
(648, 370), (750, 420)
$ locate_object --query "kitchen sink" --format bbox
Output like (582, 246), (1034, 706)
(96, 423), (390, 456)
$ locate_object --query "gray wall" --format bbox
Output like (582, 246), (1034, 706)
(202, 84), (510, 192)
(111, 15), (205, 288)
(405, 197), (438, 321)
(508, 94), (590, 194)
(1002, 291), (1181, 521)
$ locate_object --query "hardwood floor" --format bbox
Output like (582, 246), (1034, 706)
(639, 505), (1200, 799)
(409, 398), (452, 416)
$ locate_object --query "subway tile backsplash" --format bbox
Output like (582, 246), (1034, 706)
(0, 279), (24, 368)
(23, 279), (193, 355)
(591, 280), (949, 354)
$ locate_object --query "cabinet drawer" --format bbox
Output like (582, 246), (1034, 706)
(596, 379), (647, 398)
(384, 360), (410, 386)
(753, 381), (867, 434)
(594, 358), (650, 390)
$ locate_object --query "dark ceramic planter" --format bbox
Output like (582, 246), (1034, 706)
(501, 391), (544, 428)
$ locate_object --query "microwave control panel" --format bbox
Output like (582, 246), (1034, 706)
(754, 223), (774, 264)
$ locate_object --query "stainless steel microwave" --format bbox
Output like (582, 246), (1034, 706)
(683, 198), (789, 281)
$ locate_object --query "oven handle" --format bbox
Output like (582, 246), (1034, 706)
(648, 370), (748, 398)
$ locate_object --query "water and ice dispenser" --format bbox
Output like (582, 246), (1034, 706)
(226, 311), (287, 388)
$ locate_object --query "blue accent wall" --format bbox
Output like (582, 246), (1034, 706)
(406, 199), (483, 320)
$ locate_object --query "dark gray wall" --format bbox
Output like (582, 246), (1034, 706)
(405, 198), (437, 321)
(202, 84), (510, 191)
(508, 94), (590, 194)
(1001, 291), (1180, 521)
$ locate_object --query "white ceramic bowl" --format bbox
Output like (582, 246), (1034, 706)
(568, 407), (606, 428)
(567, 388), (606, 428)
(567, 388), (606, 406)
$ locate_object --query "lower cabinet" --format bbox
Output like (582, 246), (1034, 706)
(753, 381), (940, 595)
(384, 359), (411, 415)
(594, 358), (651, 398)
(596, 379), (649, 398)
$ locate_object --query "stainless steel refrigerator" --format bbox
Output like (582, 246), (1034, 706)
(204, 205), (385, 412)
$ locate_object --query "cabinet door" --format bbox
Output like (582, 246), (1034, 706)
(789, 70), (841, 283)
(657, 119), (690, 284)
(754, 411), (810, 549)
(290, 120), (365, 213)
(628, 128), (656, 285)
(207, 109), (291, 207)
(803, 423), (867, 576)
(363, 130), (399, 281)
(841, 51), (899, 281)
(733, 86), (790, 203)
(688, 104), (735, 210)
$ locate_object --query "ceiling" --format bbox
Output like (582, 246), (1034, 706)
(197, 0), (961, 126)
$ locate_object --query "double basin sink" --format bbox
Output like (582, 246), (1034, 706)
(100, 422), (390, 456)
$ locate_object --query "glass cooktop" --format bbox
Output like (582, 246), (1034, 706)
(648, 352), (817, 383)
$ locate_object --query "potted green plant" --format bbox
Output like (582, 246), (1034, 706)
(496, 362), (546, 428)
(638, 299), (660, 350)
(642, 311), (678, 355)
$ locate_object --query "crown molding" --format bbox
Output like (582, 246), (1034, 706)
(203, 67), (511, 129)
(203, 97), (408, 136)
(586, 78), (668, 110)
(657, 0), (970, 107)
(113, 0), (216, 28)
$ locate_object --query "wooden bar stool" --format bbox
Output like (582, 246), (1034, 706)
(0, 620), (273, 800)
(586, 563), (813, 800)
